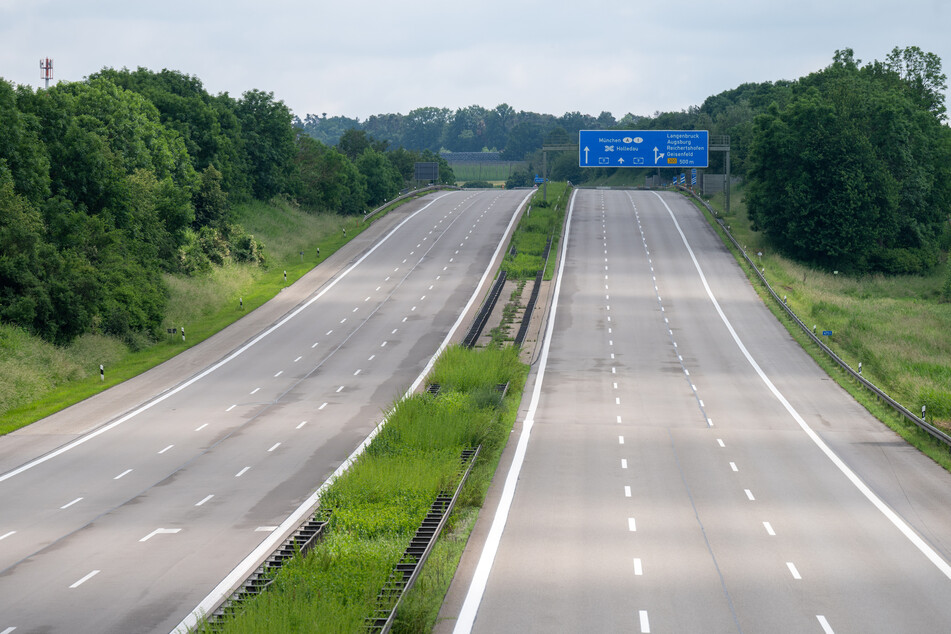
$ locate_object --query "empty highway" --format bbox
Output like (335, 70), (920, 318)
(448, 189), (951, 633)
(0, 188), (532, 633)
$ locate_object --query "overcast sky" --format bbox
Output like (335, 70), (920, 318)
(2, 1), (949, 121)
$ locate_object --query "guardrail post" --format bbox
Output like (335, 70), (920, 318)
(922, 405), (927, 420)
(858, 362), (862, 376)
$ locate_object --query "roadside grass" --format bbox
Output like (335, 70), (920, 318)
(0, 198), (388, 434)
(690, 185), (951, 448)
(502, 182), (568, 281)
(209, 345), (528, 634)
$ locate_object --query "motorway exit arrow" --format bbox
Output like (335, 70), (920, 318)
(653, 147), (664, 163)
(584, 146), (590, 164)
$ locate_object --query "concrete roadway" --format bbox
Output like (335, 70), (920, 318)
(0, 188), (531, 634)
(449, 189), (951, 633)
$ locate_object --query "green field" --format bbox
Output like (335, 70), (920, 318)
(448, 161), (525, 182)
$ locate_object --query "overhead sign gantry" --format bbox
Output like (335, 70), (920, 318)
(578, 130), (709, 168)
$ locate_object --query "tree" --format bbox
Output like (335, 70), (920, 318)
(356, 148), (402, 207)
(294, 135), (367, 213)
(235, 89), (296, 199)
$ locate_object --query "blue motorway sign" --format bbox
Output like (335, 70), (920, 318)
(579, 130), (709, 168)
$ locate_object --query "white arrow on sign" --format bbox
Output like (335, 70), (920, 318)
(140, 528), (182, 542)
(618, 157), (625, 164)
(584, 146), (590, 164)
(653, 147), (665, 163)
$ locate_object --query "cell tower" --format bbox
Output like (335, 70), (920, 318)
(40, 57), (53, 89)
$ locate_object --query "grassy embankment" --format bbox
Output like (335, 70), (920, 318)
(205, 345), (527, 633)
(501, 181), (568, 281)
(692, 185), (951, 469)
(0, 195), (421, 435)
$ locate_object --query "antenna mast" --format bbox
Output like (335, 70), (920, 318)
(40, 58), (53, 89)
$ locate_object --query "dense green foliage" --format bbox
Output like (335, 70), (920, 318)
(746, 48), (951, 274)
(0, 68), (455, 346)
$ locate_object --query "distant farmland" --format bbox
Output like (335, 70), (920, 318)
(441, 152), (526, 182)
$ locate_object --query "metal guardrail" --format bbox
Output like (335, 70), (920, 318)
(362, 185), (451, 223)
(365, 446), (481, 633)
(463, 270), (507, 348)
(681, 187), (951, 448)
(514, 236), (553, 347)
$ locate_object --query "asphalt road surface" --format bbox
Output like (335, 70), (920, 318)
(449, 189), (951, 633)
(0, 188), (531, 634)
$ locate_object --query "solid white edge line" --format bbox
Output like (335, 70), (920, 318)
(652, 190), (951, 581)
(817, 615), (835, 634)
(172, 189), (535, 634)
(452, 190), (575, 634)
(0, 192), (459, 486)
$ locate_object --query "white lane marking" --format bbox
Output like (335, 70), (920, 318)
(69, 570), (100, 588)
(613, 382), (618, 389)
(411, 306), (416, 311)
(354, 369), (361, 376)
(139, 528), (181, 542)
(633, 558), (643, 575)
(402, 317), (408, 322)
(296, 421), (307, 429)
(817, 615), (835, 634)
(319, 402), (327, 410)
(352, 307), (359, 312)
(619, 436), (625, 445)
(195, 423), (208, 432)
(340, 318), (347, 324)
(179, 191), (534, 634)
(612, 367), (616, 374)
(787, 562), (802, 579)
(114, 469), (133, 480)
(624, 486), (632, 497)
(730, 462), (738, 472)
(385, 276), (391, 281)
(336, 385), (344, 393)
(268, 443), (281, 452)
(235, 467), (250, 477)
(365, 296), (371, 302)
(745, 489), (755, 501)
(652, 190), (951, 582)
(250, 387), (260, 395)
(0, 531), (17, 541)
(368, 354), (375, 361)
(195, 495), (214, 507)
(429, 285), (434, 290)
(226, 404), (236, 412)
(158, 445), (174, 454)
(381, 341), (388, 347)
(621, 459), (628, 469)
(451, 190), (579, 634)
(294, 356), (302, 362)
(376, 286), (381, 291)
(60, 496), (83, 510)
(311, 342), (319, 348)
(1, 626), (15, 634)
(617, 416), (622, 424)
(764, 521), (776, 536)
(699, 399), (704, 406)
(616, 397), (621, 405)
(628, 517), (637, 532)
(639, 609), (650, 633)
(274, 370), (283, 378)
(392, 328), (398, 334)
(255, 526), (278, 532)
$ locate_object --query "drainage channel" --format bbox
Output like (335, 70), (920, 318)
(201, 512), (331, 631)
(365, 445), (482, 633)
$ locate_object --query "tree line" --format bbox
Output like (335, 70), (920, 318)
(0, 67), (454, 347)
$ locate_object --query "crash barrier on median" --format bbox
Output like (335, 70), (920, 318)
(365, 446), (482, 633)
(514, 235), (553, 348)
(463, 270), (508, 348)
(362, 185), (452, 223)
(681, 187), (951, 449)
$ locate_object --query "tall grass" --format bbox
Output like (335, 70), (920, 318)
(700, 184), (951, 426)
(211, 346), (528, 634)
(502, 182), (568, 280)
